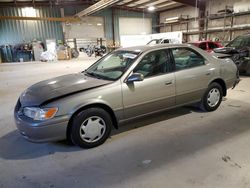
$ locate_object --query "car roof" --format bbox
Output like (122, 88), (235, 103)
(118, 44), (193, 53)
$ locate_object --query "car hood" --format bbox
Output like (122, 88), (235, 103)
(20, 73), (113, 106)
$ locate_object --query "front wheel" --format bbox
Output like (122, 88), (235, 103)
(70, 108), (112, 148)
(200, 82), (223, 112)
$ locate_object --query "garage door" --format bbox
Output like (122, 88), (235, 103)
(64, 16), (104, 39)
(119, 17), (152, 35)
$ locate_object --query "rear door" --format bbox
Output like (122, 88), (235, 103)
(122, 49), (176, 119)
(170, 47), (213, 105)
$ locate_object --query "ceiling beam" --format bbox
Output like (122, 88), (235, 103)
(133, 0), (160, 8)
(113, 5), (145, 12)
(154, 1), (177, 8)
(120, 0), (140, 7)
(157, 4), (186, 13)
(0, 0), (146, 13)
(0, 1), (92, 7)
(172, 0), (196, 7)
(0, 15), (80, 22)
(76, 0), (123, 17)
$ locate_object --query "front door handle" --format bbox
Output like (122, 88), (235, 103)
(206, 72), (211, 76)
(165, 81), (173, 85)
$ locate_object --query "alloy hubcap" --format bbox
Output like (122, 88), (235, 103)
(207, 88), (220, 107)
(80, 116), (106, 143)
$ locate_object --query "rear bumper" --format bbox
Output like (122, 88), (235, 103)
(14, 112), (69, 143)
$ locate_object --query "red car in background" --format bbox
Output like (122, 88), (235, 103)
(189, 40), (223, 53)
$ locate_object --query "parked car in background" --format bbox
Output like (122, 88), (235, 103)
(15, 44), (239, 148)
(189, 40), (223, 53)
(213, 33), (250, 75)
(147, 38), (173, 45)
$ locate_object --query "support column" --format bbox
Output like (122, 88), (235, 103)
(111, 8), (115, 46)
(198, 0), (206, 40)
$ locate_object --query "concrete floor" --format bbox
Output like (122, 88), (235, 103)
(0, 56), (250, 188)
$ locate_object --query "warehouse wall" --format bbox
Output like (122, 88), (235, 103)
(159, 0), (250, 42)
(64, 6), (157, 46)
(160, 6), (200, 42)
(206, 0), (250, 42)
(0, 5), (157, 46)
(64, 16), (105, 39)
(0, 7), (63, 45)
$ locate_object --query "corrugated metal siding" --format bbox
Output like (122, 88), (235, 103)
(0, 6), (157, 45)
(0, 7), (63, 45)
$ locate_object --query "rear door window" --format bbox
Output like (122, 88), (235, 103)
(171, 48), (205, 71)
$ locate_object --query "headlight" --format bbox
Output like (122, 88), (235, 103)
(23, 107), (58, 120)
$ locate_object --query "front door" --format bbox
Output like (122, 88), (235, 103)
(121, 49), (176, 119)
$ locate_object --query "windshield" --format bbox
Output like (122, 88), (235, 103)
(226, 35), (250, 48)
(85, 50), (140, 81)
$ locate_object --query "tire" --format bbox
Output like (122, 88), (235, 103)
(200, 82), (223, 112)
(70, 108), (112, 148)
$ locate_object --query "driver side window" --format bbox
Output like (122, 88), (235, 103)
(133, 50), (170, 78)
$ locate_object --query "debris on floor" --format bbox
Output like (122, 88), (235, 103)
(222, 155), (242, 168)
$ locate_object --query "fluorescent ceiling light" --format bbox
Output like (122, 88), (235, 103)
(148, 6), (156, 11)
(97, 23), (102, 26)
(165, 16), (180, 23)
(165, 17), (179, 21)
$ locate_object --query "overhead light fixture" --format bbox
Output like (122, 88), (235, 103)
(97, 23), (102, 26)
(165, 16), (180, 23)
(148, 6), (156, 11)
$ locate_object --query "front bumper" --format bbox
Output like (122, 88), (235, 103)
(14, 112), (69, 143)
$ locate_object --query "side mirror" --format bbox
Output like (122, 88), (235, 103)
(126, 73), (144, 83)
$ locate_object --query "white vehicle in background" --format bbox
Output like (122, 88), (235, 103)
(147, 38), (179, 45)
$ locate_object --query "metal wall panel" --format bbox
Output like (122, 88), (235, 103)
(0, 7), (63, 45)
(64, 6), (157, 44)
(0, 6), (157, 45)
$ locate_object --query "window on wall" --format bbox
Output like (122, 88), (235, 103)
(171, 48), (205, 71)
(133, 50), (170, 78)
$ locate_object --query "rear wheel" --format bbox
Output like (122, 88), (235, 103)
(70, 108), (112, 148)
(200, 82), (223, 112)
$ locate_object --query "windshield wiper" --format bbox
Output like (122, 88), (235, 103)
(85, 71), (101, 79)
(85, 71), (113, 80)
